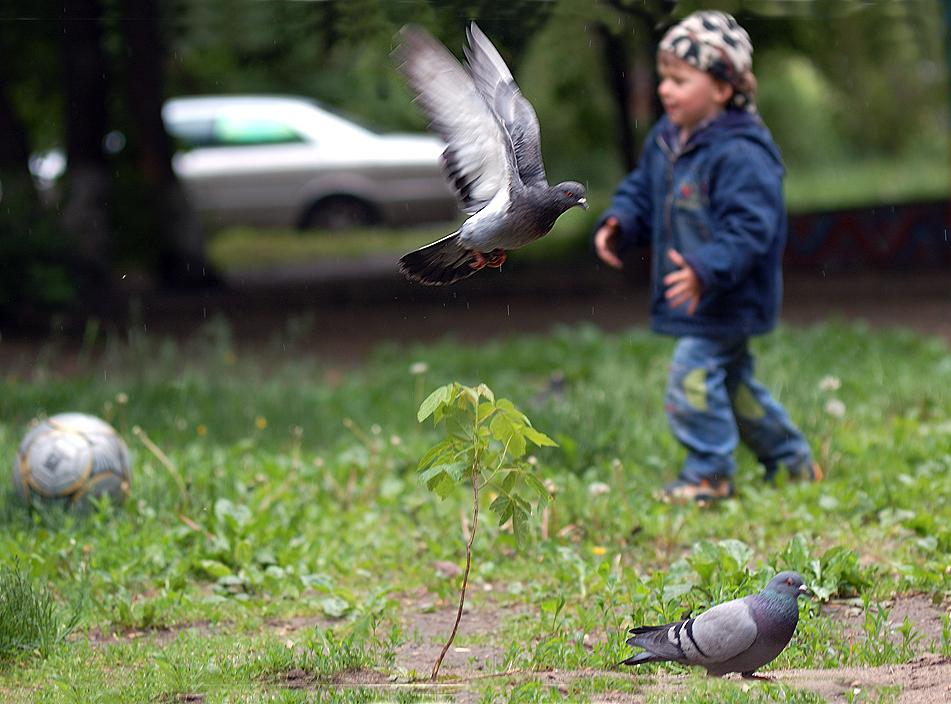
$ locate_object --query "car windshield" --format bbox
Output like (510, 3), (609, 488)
(307, 98), (383, 135)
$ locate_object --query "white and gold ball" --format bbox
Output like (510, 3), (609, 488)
(12, 413), (131, 507)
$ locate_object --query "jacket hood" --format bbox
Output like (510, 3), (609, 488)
(659, 110), (784, 172)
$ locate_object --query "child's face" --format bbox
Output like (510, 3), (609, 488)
(657, 54), (733, 134)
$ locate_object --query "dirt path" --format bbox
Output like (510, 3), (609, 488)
(3, 265), (948, 372)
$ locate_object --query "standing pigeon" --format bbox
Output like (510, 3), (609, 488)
(621, 571), (809, 678)
(394, 23), (588, 286)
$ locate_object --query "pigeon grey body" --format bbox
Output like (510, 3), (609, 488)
(394, 23), (587, 285)
(621, 572), (808, 677)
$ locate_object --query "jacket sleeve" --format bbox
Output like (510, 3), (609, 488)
(593, 133), (656, 253)
(681, 140), (783, 292)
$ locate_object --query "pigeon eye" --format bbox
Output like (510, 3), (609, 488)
(565, 190), (573, 197)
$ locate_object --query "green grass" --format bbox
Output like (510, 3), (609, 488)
(206, 155), (948, 272)
(784, 155), (950, 213)
(0, 562), (80, 661)
(0, 320), (949, 701)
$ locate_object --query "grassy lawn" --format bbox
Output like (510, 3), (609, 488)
(0, 321), (949, 702)
(206, 156), (949, 273)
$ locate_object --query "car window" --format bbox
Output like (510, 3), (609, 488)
(212, 115), (306, 146)
(166, 118), (216, 150)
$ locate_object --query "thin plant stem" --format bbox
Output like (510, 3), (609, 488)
(132, 425), (189, 506)
(431, 470), (480, 680)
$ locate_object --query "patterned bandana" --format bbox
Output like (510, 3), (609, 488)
(658, 11), (757, 113)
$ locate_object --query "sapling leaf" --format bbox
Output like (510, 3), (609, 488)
(489, 494), (514, 525)
(490, 414), (526, 458)
(417, 439), (453, 470)
(419, 461), (467, 498)
(523, 472), (552, 500)
(474, 384), (494, 402)
(524, 426), (558, 447)
(512, 505), (529, 549)
(476, 402), (496, 423)
(462, 386), (479, 407)
(495, 398), (518, 415)
(418, 384), (452, 422)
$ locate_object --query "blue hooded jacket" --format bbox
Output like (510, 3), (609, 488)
(596, 110), (787, 338)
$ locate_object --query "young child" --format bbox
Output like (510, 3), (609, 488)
(593, 11), (821, 503)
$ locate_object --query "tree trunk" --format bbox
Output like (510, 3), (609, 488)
(0, 72), (37, 209)
(595, 22), (637, 173)
(60, 0), (113, 294)
(122, 0), (220, 288)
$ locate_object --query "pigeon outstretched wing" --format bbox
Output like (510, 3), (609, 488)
(463, 23), (547, 188)
(394, 25), (517, 214)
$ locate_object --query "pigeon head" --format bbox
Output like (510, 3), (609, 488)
(765, 571), (810, 599)
(551, 181), (588, 212)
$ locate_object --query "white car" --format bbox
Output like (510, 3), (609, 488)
(163, 95), (458, 230)
(31, 95), (459, 231)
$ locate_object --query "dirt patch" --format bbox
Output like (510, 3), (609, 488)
(464, 658), (951, 703)
(772, 653), (951, 704)
(822, 595), (950, 653)
(83, 619), (215, 646)
(393, 591), (515, 678)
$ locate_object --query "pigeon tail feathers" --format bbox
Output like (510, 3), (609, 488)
(398, 231), (477, 286)
(618, 651), (665, 667)
(625, 622), (687, 663)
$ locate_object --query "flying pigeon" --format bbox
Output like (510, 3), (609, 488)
(621, 571), (809, 678)
(394, 23), (588, 286)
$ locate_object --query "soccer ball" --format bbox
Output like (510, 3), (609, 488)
(12, 413), (132, 507)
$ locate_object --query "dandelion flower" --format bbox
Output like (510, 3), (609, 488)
(825, 398), (846, 418)
(410, 362), (429, 375)
(592, 546), (607, 556)
(819, 375), (842, 392)
(588, 482), (611, 497)
(255, 416), (267, 430)
(196, 424), (208, 436)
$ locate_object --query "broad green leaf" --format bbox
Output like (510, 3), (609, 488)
(489, 413), (515, 444)
(489, 494), (513, 525)
(417, 439), (453, 470)
(512, 506), (529, 550)
(197, 559), (232, 579)
(719, 540), (753, 571)
(418, 384), (453, 422)
(234, 539), (253, 566)
(523, 472), (552, 500)
(474, 384), (495, 402)
(320, 596), (350, 619)
(419, 460), (467, 484)
(495, 398), (517, 413)
(508, 431), (528, 459)
(462, 386), (479, 407)
(524, 426), (558, 447)
(496, 398), (529, 425)
(477, 401), (497, 423)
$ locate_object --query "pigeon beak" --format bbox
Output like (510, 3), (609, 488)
(577, 197), (588, 210)
(798, 584), (812, 597)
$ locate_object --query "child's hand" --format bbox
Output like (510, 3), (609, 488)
(663, 249), (701, 315)
(594, 217), (623, 269)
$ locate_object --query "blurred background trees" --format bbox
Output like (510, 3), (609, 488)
(0, 0), (948, 314)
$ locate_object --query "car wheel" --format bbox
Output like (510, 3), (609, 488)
(301, 196), (379, 231)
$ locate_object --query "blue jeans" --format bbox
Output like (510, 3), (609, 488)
(665, 336), (813, 482)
